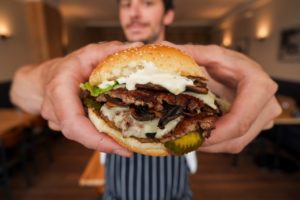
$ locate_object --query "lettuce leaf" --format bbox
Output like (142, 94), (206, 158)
(83, 98), (102, 110)
(80, 81), (118, 97)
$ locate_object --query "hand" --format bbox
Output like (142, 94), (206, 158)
(163, 41), (282, 153)
(11, 41), (142, 156)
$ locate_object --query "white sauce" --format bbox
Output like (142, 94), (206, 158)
(98, 80), (115, 88)
(100, 104), (182, 138)
(117, 61), (194, 95)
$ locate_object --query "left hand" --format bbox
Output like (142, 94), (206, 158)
(162, 41), (282, 153)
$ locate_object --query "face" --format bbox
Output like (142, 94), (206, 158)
(119, 0), (174, 43)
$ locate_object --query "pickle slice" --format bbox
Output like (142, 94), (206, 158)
(164, 131), (204, 156)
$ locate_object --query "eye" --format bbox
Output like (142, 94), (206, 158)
(120, 0), (131, 8)
(143, 0), (154, 6)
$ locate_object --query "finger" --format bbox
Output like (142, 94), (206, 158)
(41, 98), (61, 131)
(173, 45), (262, 86)
(198, 97), (282, 153)
(160, 41), (176, 47)
(202, 97), (281, 149)
(48, 121), (61, 131)
(61, 113), (132, 157)
(187, 46), (278, 145)
(196, 82), (277, 147)
(41, 97), (60, 125)
(70, 41), (143, 78)
(263, 121), (274, 130)
(47, 77), (132, 156)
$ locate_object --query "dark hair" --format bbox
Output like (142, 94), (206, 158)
(117, 0), (174, 12)
(163, 0), (174, 12)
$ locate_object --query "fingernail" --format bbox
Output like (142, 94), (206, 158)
(97, 41), (107, 44)
(113, 149), (133, 157)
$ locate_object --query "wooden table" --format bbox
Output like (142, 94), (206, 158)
(275, 116), (300, 125)
(0, 109), (37, 137)
(79, 151), (105, 193)
(275, 95), (300, 125)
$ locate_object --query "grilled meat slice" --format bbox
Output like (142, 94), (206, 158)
(186, 85), (208, 94)
(109, 88), (156, 108)
(107, 88), (204, 114)
(135, 83), (168, 92)
(188, 76), (207, 85)
(161, 113), (218, 142)
(156, 93), (204, 113)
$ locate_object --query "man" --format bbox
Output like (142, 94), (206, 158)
(104, 1), (194, 199)
(118, 0), (174, 44)
(10, 0), (282, 199)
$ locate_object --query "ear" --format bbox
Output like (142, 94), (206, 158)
(163, 10), (175, 26)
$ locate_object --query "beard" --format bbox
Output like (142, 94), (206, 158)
(140, 34), (160, 44)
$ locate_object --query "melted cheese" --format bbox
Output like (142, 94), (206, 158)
(100, 105), (181, 138)
(184, 91), (217, 110)
(117, 61), (194, 95)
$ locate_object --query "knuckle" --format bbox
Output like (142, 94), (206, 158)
(266, 80), (278, 94)
(75, 44), (98, 57)
(256, 77), (278, 96)
(227, 142), (244, 154)
(60, 120), (73, 140)
(48, 121), (60, 131)
(208, 44), (224, 54)
(237, 119), (251, 136)
(108, 40), (123, 45)
(45, 78), (62, 97)
(264, 121), (274, 130)
(86, 43), (98, 50)
(271, 101), (283, 118)
(40, 105), (48, 119)
(44, 83), (54, 96)
(95, 136), (106, 151)
(40, 101), (52, 121)
(275, 104), (283, 117)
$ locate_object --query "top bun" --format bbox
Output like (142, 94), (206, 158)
(89, 44), (206, 86)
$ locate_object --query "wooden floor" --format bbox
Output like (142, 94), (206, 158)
(7, 136), (300, 200)
(190, 151), (300, 200)
(9, 136), (98, 200)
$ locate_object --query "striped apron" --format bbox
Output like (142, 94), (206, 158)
(102, 153), (193, 200)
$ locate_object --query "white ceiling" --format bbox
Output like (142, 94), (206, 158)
(57, 0), (259, 27)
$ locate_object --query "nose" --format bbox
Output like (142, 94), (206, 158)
(129, 2), (141, 18)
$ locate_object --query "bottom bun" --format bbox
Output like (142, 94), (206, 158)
(88, 108), (169, 156)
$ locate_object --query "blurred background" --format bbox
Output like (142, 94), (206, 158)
(0, 0), (300, 199)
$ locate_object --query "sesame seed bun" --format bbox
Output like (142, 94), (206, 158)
(89, 44), (206, 86)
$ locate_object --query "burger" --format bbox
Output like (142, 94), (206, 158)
(80, 44), (223, 156)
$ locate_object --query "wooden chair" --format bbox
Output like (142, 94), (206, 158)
(79, 151), (105, 195)
(0, 126), (32, 200)
(21, 117), (54, 174)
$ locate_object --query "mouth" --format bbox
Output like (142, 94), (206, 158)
(126, 22), (149, 32)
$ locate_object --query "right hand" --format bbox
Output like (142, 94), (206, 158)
(11, 41), (142, 156)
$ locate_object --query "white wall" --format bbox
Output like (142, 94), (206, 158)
(0, 0), (34, 82)
(217, 0), (300, 82)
